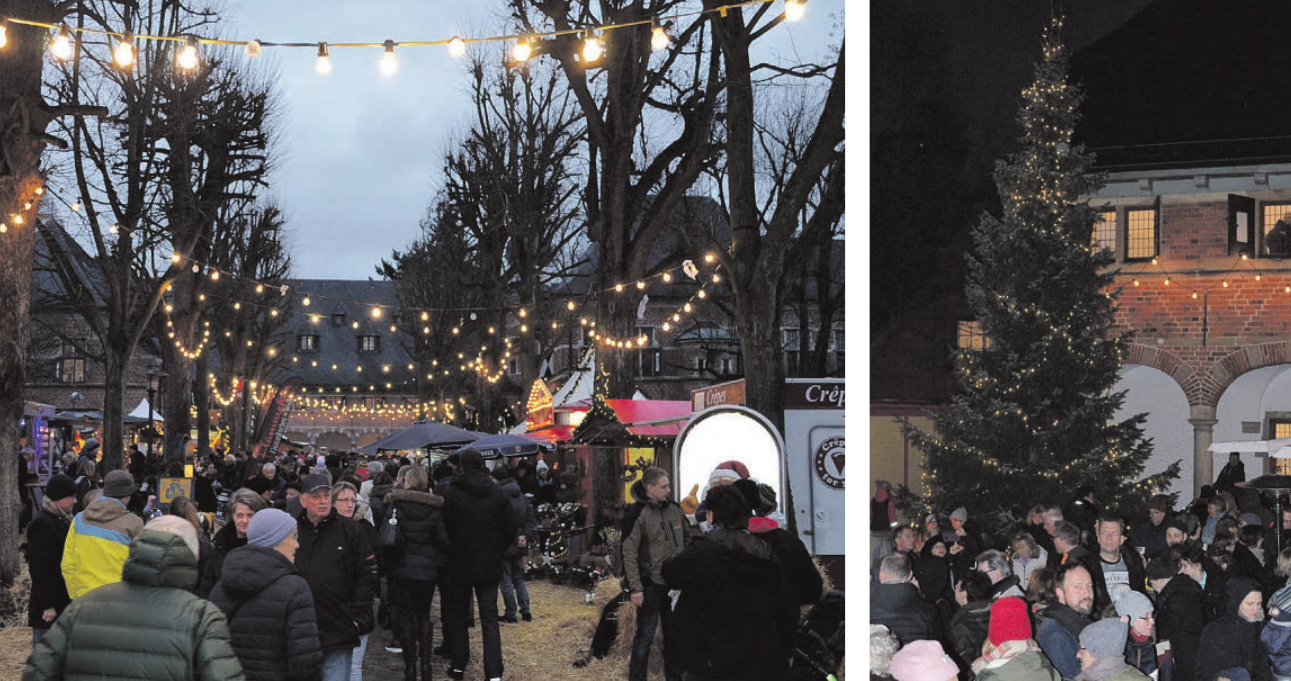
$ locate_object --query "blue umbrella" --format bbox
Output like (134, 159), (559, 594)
(464, 432), (553, 459)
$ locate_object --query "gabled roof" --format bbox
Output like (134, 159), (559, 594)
(32, 217), (110, 309)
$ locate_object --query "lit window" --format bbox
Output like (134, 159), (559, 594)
(957, 321), (990, 351)
(298, 335), (319, 352)
(1264, 203), (1291, 258)
(1126, 208), (1157, 260)
(359, 335), (379, 353)
(58, 341), (86, 383)
(1093, 210), (1116, 253)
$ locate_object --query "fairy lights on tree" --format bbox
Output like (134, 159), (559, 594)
(899, 16), (1179, 543)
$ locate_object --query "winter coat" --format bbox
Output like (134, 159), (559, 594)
(198, 520), (247, 598)
(1124, 631), (1159, 678)
(975, 644), (1062, 681)
(61, 496), (144, 599)
(22, 529), (246, 681)
(749, 518), (824, 607)
(1157, 572), (1206, 681)
(1196, 577), (1272, 681)
(622, 497), (687, 591)
(25, 504), (72, 628)
(1036, 602), (1091, 681)
(1262, 618), (1291, 677)
(367, 483), (393, 530)
(383, 488), (451, 581)
(440, 468), (515, 584)
(499, 479), (537, 558)
(870, 581), (946, 647)
(209, 545), (322, 681)
(661, 527), (793, 681)
(1131, 517), (1170, 560)
(1073, 658), (1150, 681)
(293, 508), (378, 652)
(1012, 546), (1049, 589)
(949, 599), (992, 666)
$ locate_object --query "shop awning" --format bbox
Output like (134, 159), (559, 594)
(609, 399), (693, 437)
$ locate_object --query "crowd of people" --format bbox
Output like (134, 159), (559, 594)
(20, 444), (830, 681)
(870, 467), (1291, 681)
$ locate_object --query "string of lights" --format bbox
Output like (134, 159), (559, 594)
(0, 0), (807, 74)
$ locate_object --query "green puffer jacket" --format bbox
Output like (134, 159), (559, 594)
(23, 529), (246, 681)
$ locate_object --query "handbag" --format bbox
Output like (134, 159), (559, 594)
(380, 506), (404, 550)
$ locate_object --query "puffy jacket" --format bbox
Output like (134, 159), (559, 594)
(1262, 618), (1291, 677)
(383, 488), (451, 581)
(622, 498), (687, 591)
(197, 520), (247, 598)
(25, 505), (72, 628)
(661, 527), (793, 681)
(209, 545), (322, 681)
(441, 468), (515, 584)
(949, 599), (992, 666)
(23, 529), (245, 681)
(293, 509), (378, 652)
(1123, 631), (1158, 678)
(1156, 572), (1206, 681)
(870, 581), (946, 647)
(976, 647), (1062, 681)
(61, 496), (144, 599)
(1196, 577), (1272, 681)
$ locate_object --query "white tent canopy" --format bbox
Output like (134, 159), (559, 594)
(128, 397), (163, 422)
(1209, 438), (1291, 458)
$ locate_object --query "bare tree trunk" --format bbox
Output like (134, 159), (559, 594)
(0, 0), (60, 585)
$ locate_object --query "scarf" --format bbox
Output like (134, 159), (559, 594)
(41, 495), (74, 524)
(1073, 656), (1129, 681)
(972, 638), (1041, 674)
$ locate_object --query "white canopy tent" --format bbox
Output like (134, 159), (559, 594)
(127, 397), (163, 422)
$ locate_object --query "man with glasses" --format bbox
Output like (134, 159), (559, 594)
(293, 474), (378, 681)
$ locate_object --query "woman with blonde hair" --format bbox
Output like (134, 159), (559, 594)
(197, 487), (267, 597)
(333, 480), (380, 681)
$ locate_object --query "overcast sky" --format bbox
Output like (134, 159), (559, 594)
(220, 0), (847, 280)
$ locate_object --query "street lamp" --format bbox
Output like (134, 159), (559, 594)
(144, 367), (166, 460)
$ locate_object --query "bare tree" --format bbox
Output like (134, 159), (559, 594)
(507, 0), (723, 398)
(701, 3), (845, 425)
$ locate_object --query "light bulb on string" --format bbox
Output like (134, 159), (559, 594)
(448, 36), (466, 58)
(380, 40), (398, 75)
(783, 0), (806, 22)
(651, 22), (671, 51)
(512, 38), (532, 62)
(50, 25), (73, 60)
(0, 20), (8, 50)
(177, 36), (201, 70)
(582, 29), (602, 61)
(114, 33), (135, 68)
(315, 42), (332, 75)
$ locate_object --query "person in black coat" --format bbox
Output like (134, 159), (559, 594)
(870, 552), (947, 647)
(492, 464), (537, 623)
(1148, 551), (1206, 681)
(440, 449), (514, 681)
(383, 466), (450, 681)
(661, 484), (794, 681)
(210, 508), (322, 681)
(26, 474), (77, 645)
(1196, 576), (1272, 681)
(294, 474), (379, 673)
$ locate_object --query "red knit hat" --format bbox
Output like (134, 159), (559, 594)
(989, 597), (1031, 646)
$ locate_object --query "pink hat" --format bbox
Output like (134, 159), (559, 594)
(890, 640), (959, 681)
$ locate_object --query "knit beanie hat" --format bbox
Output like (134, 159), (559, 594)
(102, 469), (136, 498)
(890, 639), (960, 681)
(1115, 591), (1153, 621)
(1270, 584), (1291, 622)
(950, 507), (968, 522)
(81, 438), (100, 455)
(248, 508), (297, 548)
(1079, 617), (1128, 660)
(44, 473), (77, 501)
(989, 596), (1031, 646)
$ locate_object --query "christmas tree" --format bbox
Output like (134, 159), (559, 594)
(899, 17), (1179, 543)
